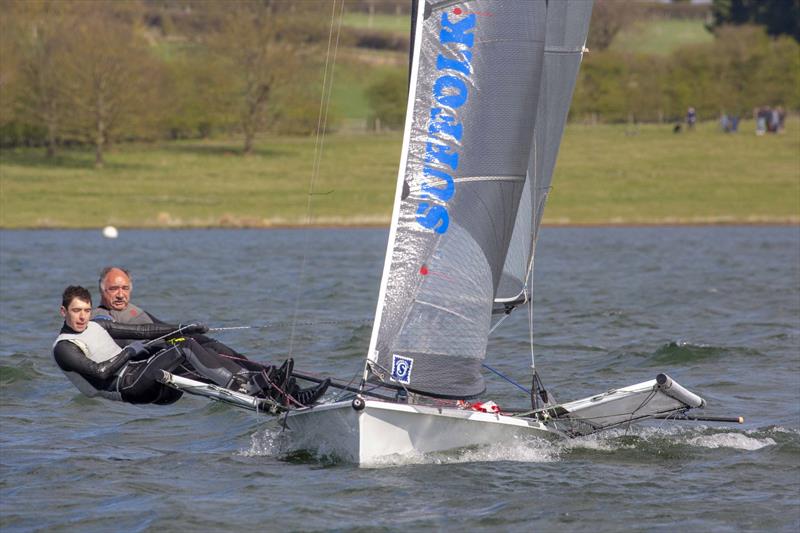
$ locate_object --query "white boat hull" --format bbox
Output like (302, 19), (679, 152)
(278, 374), (706, 464)
(282, 399), (559, 465)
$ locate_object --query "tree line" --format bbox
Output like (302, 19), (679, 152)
(572, 24), (799, 124)
(0, 0), (338, 165)
(1, 0), (797, 165)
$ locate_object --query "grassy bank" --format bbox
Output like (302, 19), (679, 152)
(611, 18), (713, 56)
(548, 117), (799, 225)
(0, 118), (797, 228)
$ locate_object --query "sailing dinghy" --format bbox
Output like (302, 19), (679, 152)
(160, 0), (735, 464)
(273, 0), (713, 464)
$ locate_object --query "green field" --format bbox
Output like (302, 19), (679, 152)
(610, 18), (714, 56)
(1, 117), (797, 228)
(548, 118), (799, 224)
(342, 12), (410, 33)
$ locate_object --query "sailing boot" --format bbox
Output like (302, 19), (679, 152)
(270, 358), (293, 390)
(248, 359), (294, 398)
(292, 378), (331, 407)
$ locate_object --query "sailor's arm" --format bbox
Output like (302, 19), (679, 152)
(93, 320), (207, 340)
(52, 341), (139, 380)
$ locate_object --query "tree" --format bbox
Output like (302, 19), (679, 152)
(206, 1), (332, 153)
(12, 1), (73, 157)
(710, 0), (800, 42)
(209, 2), (295, 154)
(160, 50), (239, 139)
(60, 2), (162, 167)
(365, 70), (407, 130)
(587, 0), (639, 51)
(0, 1), (22, 136)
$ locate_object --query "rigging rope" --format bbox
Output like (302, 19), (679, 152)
(210, 318), (372, 333)
(481, 363), (531, 395)
(287, 0), (345, 358)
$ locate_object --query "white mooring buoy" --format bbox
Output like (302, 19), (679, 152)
(102, 225), (119, 239)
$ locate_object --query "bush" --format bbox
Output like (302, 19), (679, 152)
(572, 25), (799, 123)
(365, 70), (407, 130)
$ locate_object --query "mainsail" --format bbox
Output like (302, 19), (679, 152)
(365, 0), (590, 399)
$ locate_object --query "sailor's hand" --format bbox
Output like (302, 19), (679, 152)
(125, 341), (150, 360)
(180, 322), (209, 334)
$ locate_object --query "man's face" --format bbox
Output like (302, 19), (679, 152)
(101, 269), (132, 311)
(60, 297), (92, 332)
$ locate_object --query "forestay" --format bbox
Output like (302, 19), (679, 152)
(366, 0), (564, 399)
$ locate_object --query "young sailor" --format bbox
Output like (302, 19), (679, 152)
(54, 286), (328, 406)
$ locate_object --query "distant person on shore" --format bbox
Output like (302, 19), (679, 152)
(755, 106), (768, 135)
(55, 286), (328, 406)
(769, 107), (780, 133)
(720, 113), (740, 133)
(686, 106), (696, 130)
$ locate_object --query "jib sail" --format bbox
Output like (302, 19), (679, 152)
(496, 0), (593, 308)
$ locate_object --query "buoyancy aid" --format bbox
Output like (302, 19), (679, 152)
(52, 322), (125, 400)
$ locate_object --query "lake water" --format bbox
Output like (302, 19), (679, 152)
(1, 226), (798, 531)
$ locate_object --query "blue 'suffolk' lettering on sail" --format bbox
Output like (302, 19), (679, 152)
(415, 11), (475, 234)
(390, 354), (414, 385)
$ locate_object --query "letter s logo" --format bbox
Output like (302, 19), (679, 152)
(416, 203), (449, 234)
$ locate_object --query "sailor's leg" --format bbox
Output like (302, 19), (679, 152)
(118, 346), (186, 404)
(180, 339), (299, 400)
(179, 338), (245, 388)
(190, 334), (249, 360)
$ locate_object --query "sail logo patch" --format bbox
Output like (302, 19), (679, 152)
(415, 10), (476, 234)
(391, 354), (414, 385)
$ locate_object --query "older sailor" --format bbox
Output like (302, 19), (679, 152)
(93, 266), (245, 360)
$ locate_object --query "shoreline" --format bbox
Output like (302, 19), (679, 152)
(2, 219), (798, 230)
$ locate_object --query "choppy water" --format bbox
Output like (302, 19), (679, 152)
(1, 226), (798, 531)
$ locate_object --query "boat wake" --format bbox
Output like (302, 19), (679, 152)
(565, 425), (778, 454)
(240, 423), (787, 467)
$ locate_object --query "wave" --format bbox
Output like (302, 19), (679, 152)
(685, 432), (775, 451)
(240, 423), (792, 467)
(0, 359), (43, 385)
(650, 341), (762, 364)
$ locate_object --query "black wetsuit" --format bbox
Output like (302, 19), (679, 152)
(53, 321), (267, 405)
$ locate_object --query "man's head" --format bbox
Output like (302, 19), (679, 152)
(60, 286), (92, 332)
(98, 266), (132, 311)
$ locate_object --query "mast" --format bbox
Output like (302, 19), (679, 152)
(362, 0), (426, 385)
